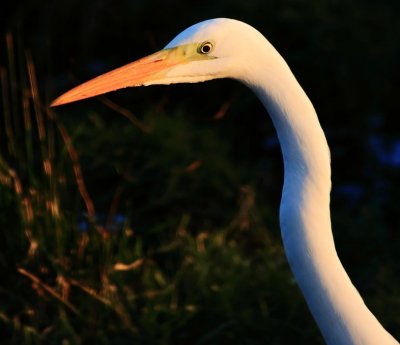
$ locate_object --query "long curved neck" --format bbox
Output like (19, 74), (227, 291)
(241, 42), (397, 345)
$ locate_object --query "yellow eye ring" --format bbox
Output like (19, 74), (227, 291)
(198, 41), (214, 54)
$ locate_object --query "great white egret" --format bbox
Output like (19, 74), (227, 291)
(52, 18), (398, 345)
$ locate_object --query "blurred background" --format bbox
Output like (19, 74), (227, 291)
(1, 0), (399, 344)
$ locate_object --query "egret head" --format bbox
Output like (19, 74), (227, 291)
(51, 18), (267, 106)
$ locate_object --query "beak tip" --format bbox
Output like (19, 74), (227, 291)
(50, 93), (81, 107)
(50, 99), (60, 107)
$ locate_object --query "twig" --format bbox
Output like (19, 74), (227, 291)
(213, 99), (233, 120)
(46, 108), (96, 220)
(18, 268), (80, 315)
(68, 278), (112, 306)
(68, 277), (138, 334)
(98, 96), (151, 133)
(114, 258), (144, 271)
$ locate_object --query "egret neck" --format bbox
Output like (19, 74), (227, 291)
(241, 39), (397, 345)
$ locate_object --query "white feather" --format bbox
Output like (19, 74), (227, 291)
(163, 18), (398, 345)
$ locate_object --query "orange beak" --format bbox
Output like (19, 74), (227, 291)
(51, 48), (182, 107)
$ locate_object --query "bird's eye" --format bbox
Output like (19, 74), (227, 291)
(198, 41), (214, 54)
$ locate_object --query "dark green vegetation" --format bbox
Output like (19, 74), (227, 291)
(1, 1), (400, 344)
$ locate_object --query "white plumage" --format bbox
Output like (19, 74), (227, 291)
(52, 18), (398, 345)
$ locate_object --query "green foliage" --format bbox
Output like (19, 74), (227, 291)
(0, 37), (322, 344)
(1, 1), (400, 344)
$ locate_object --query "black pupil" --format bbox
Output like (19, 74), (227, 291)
(202, 44), (211, 53)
